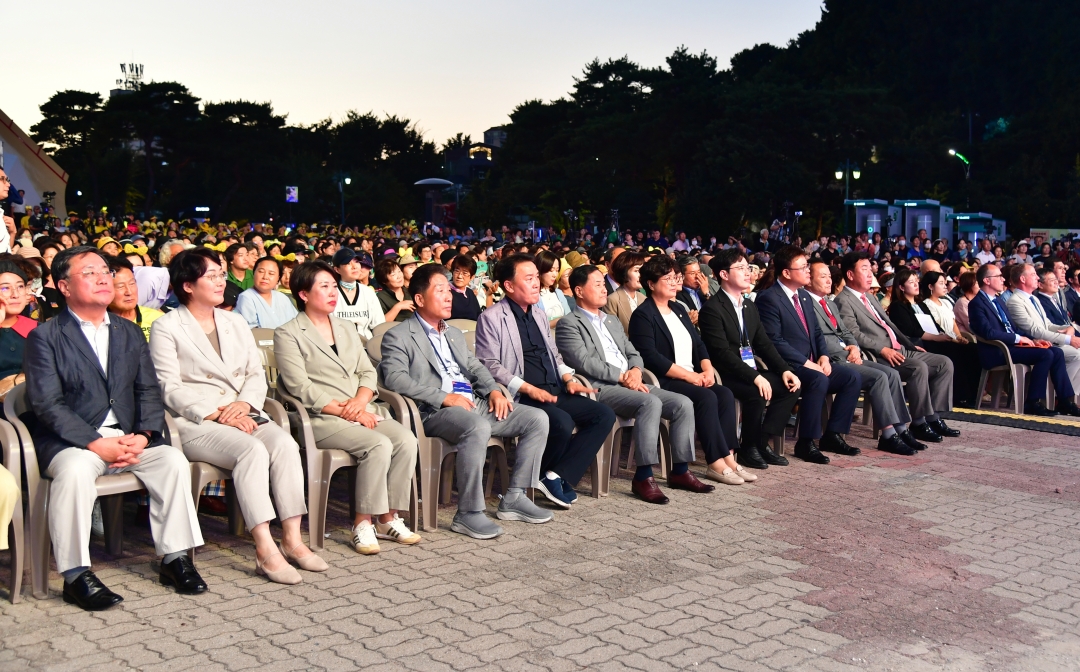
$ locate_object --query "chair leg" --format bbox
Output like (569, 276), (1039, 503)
(347, 468), (358, 522)
(408, 475), (420, 533)
(494, 447), (509, 499)
(29, 482), (50, 600)
(225, 480), (245, 537)
(422, 453), (442, 532)
(442, 453), (457, 505)
(607, 426), (621, 479)
(307, 457), (335, 551)
(101, 495), (124, 556)
(9, 497), (23, 603)
(1012, 366), (1025, 415)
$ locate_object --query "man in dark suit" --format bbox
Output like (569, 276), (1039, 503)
(1037, 265), (1076, 328)
(754, 246), (862, 462)
(699, 249), (802, 469)
(23, 247), (206, 611)
(969, 264), (1079, 416)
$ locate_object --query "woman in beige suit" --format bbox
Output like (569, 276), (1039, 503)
(604, 250), (647, 334)
(274, 261), (421, 556)
(150, 248), (326, 585)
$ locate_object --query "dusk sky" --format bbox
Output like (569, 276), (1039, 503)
(11, 1), (823, 146)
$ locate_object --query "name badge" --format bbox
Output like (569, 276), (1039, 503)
(739, 346), (757, 369)
(452, 381), (474, 396)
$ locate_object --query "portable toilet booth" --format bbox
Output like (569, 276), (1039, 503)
(845, 199), (902, 237)
(947, 212), (1005, 245)
(893, 199), (955, 241)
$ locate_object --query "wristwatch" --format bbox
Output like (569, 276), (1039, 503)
(135, 430), (154, 444)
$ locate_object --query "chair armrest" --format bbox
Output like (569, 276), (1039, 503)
(571, 374), (598, 400)
(961, 331), (978, 344)
(275, 389), (318, 450)
(164, 414), (183, 450)
(712, 369), (724, 386)
(641, 369), (661, 387)
(985, 338), (1016, 368)
(0, 419), (20, 493)
(262, 397), (289, 430)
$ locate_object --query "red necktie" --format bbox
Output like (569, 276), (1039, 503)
(819, 298), (838, 329)
(792, 293), (809, 334)
(860, 293), (902, 349)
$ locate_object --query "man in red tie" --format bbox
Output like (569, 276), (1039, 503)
(755, 246), (862, 464)
(805, 261), (923, 455)
(834, 252), (959, 444)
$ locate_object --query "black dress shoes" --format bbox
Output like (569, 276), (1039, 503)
(160, 556), (208, 595)
(63, 570), (123, 611)
(898, 430), (927, 452)
(929, 419), (961, 437)
(911, 423), (943, 443)
(632, 477), (670, 504)
(1054, 401), (1080, 417)
(793, 439), (830, 464)
(1025, 400), (1059, 417)
(667, 471), (716, 493)
(877, 434), (916, 456)
(736, 445), (769, 470)
(759, 443), (789, 466)
(819, 431), (861, 456)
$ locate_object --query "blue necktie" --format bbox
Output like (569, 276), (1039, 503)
(1031, 296), (1046, 323)
(993, 298), (1013, 333)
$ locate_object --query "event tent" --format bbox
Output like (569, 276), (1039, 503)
(0, 108), (68, 218)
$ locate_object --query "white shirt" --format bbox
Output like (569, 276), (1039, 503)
(416, 315), (469, 395)
(333, 282), (385, 340)
(721, 289), (746, 337)
(577, 307), (628, 373)
(70, 309), (120, 429)
(975, 250), (997, 265)
(661, 311), (695, 372)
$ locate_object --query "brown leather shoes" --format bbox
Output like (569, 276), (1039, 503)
(632, 477), (670, 504)
(667, 471), (716, 493)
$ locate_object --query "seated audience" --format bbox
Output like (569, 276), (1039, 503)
(374, 257), (415, 322)
(236, 256), (299, 329)
(107, 256), (164, 341)
(449, 254), (484, 321)
(605, 250), (647, 333)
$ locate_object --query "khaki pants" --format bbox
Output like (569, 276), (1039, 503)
(316, 417), (418, 515)
(46, 432), (203, 573)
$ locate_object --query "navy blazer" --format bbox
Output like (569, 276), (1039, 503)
(755, 283), (829, 368)
(1036, 292), (1070, 326)
(627, 298), (709, 378)
(23, 310), (166, 470)
(967, 291), (1019, 369)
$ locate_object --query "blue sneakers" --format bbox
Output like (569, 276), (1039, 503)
(536, 477), (573, 508)
(560, 478), (579, 504)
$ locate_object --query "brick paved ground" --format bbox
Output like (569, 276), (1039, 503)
(3, 417), (1080, 671)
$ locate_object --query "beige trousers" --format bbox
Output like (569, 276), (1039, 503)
(0, 464), (17, 551)
(46, 433), (204, 573)
(182, 421), (307, 529)
(316, 416), (418, 515)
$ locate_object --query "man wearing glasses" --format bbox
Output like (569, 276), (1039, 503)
(755, 246), (862, 463)
(969, 263), (1075, 416)
(23, 246), (207, 610)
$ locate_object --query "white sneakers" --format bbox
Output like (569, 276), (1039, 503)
(354, 515), (423, 554)
(352, 521), (380, 555)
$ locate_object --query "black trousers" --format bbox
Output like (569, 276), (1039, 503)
(519, 393), (615, 485)
(923, 341), (982, 408)
(723, 372), (799, 450)
(658, 379), (739, 463)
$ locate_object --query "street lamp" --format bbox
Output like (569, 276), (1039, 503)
(836, 160), (860, 233)
(948, 149), (971, 179)
(336, 175), (351, 225)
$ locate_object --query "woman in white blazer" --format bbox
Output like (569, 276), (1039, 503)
(274, 260), (421, 556)
(150, 248), (327, 585)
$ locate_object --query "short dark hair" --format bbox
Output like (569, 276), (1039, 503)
(919, 271), (943, 301)
(243, 231), (262, 243)
(840, 252), (868, 281)
(408, 262), (451, 299)
(106, 255), (134, 274)
(773, 245), (808, 272)
(639, 254), (677, 294)
(290, 260), (337, 312)
(169, 247), (223, 305)
(373, 257), (400, 286)
(975, 262), (997, 286)
(52, 246), (108, 283)
(252, 255), (282, 276)
(494, 253), (537, 285)
(1037, 266), (1057, 284)
(610, 250), (647, 285)
(450, 254), (477, 276)
(958, 271), (978, 294)
(224, 243), (245, 264)
(568, 264), (601, 293)
(709, 248), (747, 275)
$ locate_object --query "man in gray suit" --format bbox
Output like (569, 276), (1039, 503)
(1006, 264), (1080, 395)
(555, 265), (714, 500)
(378, 264), (553, 540)
(805, 261), (921, 455)
(834, 253), (960, 445)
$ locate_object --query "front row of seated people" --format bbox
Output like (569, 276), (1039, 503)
(13, 245), (968, 612)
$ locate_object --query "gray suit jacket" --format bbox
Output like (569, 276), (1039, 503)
(809, 294), (859, 361)
(555, 308), (644, 385)
(149, 305), (269, 442)
(834, 288), (917, 357)
(378, 316), (499, 416)
(274, 312), (383, 442)
(1006, 292), (1071, 345)
(475, 298), (573, 399)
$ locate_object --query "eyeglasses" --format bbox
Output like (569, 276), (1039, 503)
(452, 269), (473, 277)
(0, 177), (9, 185)
(788, 264), (810, 272)
(0, 285), (26, 297)
(659, 274), (681, 285)
(726, 263), (750, 272)
(77, 268), (115, 279)
(202, 272), (227, 283)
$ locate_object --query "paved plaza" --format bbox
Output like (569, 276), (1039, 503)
(2, 417), (1080, 672)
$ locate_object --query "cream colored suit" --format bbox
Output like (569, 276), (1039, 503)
(1006, 291), (1080, 392)
(274, 313), (418, 514)
(150, 306), (306, 529)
